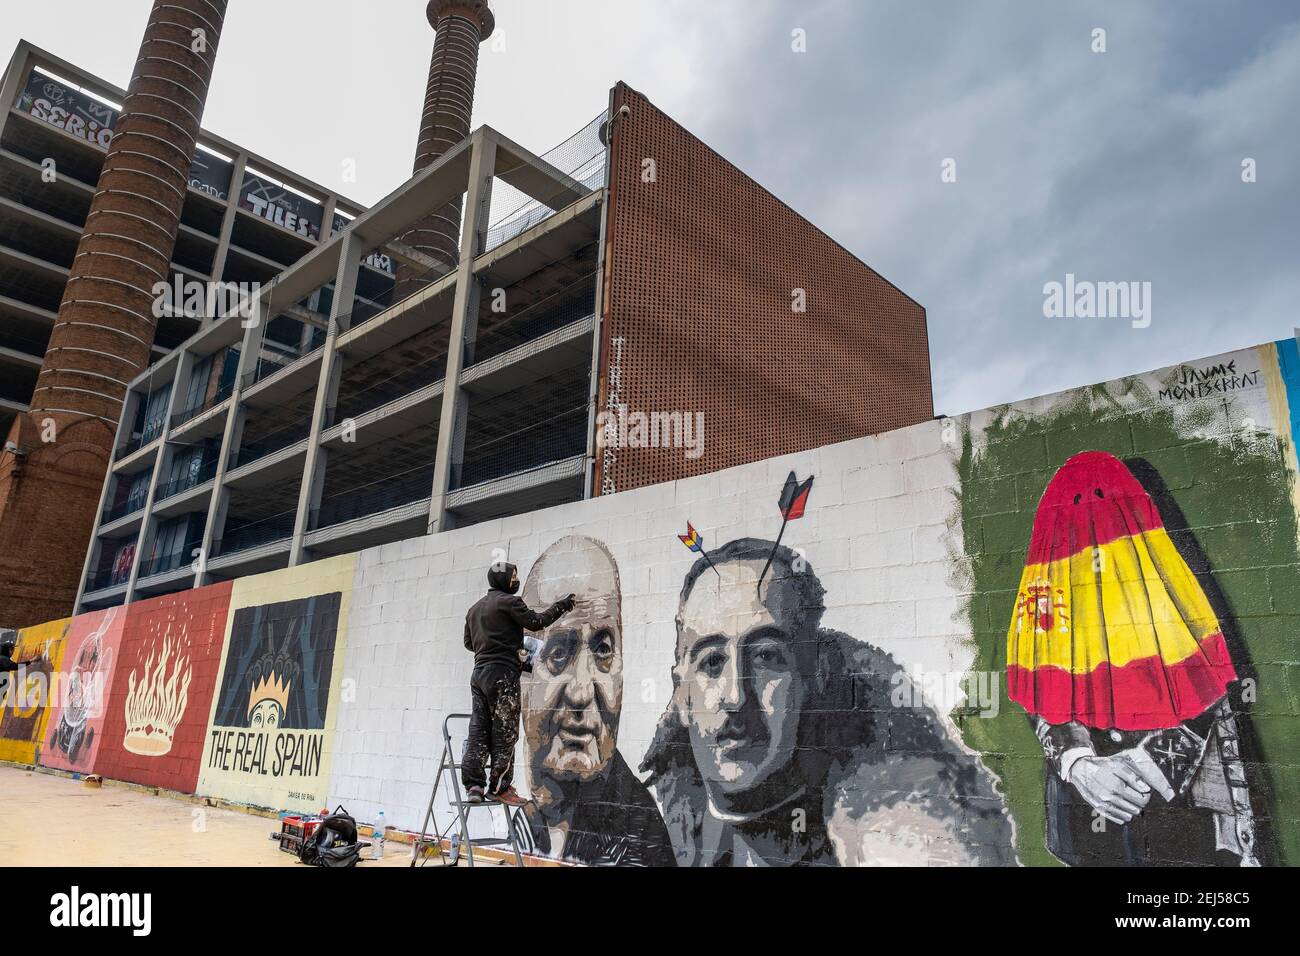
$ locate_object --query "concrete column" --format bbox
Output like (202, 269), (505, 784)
(123, 350), (190, 603)
(208, 151), (249, 291)
(195, 291), (265, 580)
(289, 233), (361, 565)
(0, 48), (32, 124)
(428, 132), (496, 534)
(583, 94), (617, 498)
(73, 379), (139, 612)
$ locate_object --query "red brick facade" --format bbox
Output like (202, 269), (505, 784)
(594, 83), (934, 494)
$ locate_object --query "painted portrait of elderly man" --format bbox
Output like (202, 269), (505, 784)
(520, 535), (675, 866)
(642, 538), (1016, 866)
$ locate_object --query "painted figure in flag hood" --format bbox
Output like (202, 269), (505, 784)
(643, 537), (1015, 866)
(1008, 451), (1259, 866)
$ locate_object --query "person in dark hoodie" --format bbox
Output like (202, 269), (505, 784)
(462, 561), (575, 805)
(0, 635), (39, 708)
(0, 635), (36, 675)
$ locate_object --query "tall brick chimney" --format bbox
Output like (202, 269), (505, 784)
(0, 0), (228, 628)
(402, 0), (495, 275)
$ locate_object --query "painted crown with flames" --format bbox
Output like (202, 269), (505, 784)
(248, 670), (292, 720)
(123, 631), (192, 757)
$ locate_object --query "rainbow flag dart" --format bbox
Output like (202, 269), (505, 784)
(679, 521), (720, 578)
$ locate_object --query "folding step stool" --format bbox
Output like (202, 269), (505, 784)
(410, 713), (528, 867)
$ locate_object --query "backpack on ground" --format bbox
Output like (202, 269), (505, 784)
(299, 805), (364, 868)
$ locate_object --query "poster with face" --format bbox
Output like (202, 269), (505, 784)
(94, 582), (233, 794)
(197, 556), (355, 812)
(40, 607), (125, 773)
(0, 618), (70, 765)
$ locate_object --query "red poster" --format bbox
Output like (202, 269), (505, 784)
(94, 582), (233, 793)
(40, 607), (126, 774)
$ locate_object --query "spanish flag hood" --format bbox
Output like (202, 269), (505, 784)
(1006, 451), (1236, 730)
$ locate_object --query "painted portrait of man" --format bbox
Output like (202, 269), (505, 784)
(520, 535), (675, 866)
(642, 538), (1015, 866)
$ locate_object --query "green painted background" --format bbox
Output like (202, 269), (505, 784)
(954, 383), (1300, 867)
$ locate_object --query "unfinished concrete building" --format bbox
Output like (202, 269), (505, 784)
(73, 2), (933, 612)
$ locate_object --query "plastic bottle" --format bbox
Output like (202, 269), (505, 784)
(372, 811), (386, 860)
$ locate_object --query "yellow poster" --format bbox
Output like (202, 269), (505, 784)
(0, 618), (71, 765)
(196, 555), (356, 812)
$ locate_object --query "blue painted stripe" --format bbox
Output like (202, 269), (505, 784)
(1274, 337), (1300, 454)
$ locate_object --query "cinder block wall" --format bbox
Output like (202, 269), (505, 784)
(2, 341), (1298, 867)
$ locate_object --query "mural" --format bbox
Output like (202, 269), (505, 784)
(959, 343), (1298, 866)
(642, 535), (1013, 866)
(94, 583), (233, 793)
(197, 557), (354, 812)
(5, 342), (1300, 868)
(0, 618), (69, 765)
(520, 535), (676, 866)
(40, 607), (125, 773)
(1006, 451), (1257, 866)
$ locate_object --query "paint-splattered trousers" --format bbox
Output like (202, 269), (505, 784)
(461, 662), (521, 794)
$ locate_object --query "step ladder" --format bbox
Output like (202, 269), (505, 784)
(410, 713), (528, 867)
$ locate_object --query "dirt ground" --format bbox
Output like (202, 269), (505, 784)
(0, 763), (426, 867)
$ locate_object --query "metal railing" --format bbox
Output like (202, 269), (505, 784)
(454, 402), (588, 490)
(228, 419), (313, 470)
(328, 345), (452, 430)
(138, 540), (204, 580)
(171, 379), (235, 428)
(468, 273), (596, 367)
(154, 457), (220, 503)
(309, 466), (435, 531)
(115, 415), (167, 460)
(102, 495), (148, 525)
(211, 512), (297, 558)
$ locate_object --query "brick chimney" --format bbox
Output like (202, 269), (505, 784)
(0, 0), (228, 628)
(403, 0), (495, 275)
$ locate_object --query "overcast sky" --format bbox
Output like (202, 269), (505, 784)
(3, 1), (1296, 415)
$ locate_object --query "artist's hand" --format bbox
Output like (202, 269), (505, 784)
(560, 593), (577, 613)
(1069, 755), (1152, 824)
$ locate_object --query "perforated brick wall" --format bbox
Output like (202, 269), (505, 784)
(595, 83), (934, 495)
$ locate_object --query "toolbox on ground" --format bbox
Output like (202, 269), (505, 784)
(276, 815), (321, 854)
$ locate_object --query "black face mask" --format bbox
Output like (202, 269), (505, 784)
(487, 563), (519, 594)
